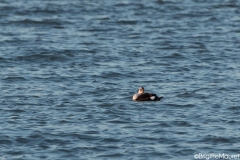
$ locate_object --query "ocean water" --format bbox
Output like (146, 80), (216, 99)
(1, 0), (240, 159)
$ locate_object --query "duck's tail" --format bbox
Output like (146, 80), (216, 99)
(156, 96), (163, 101)
(150, 94), (163, 101)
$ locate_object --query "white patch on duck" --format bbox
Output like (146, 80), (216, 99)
(132, 87), (163, 101)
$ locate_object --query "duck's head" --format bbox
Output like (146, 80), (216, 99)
(138, 87), (144, 94)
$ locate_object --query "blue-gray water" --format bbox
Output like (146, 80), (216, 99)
(1, 0), (240, 159)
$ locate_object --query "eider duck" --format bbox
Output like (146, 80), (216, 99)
(132, 87), (163, 101)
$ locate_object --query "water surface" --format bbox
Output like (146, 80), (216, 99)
(1, 0), (240, 159)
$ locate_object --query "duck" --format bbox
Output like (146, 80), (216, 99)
(132, 87), (163, 101)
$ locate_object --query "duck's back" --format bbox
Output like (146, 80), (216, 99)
(133, 93), (163, 101)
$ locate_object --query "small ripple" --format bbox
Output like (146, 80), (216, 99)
(2, 76), (27, 81)
(100, 138), (121, 143)
(5, 18), (64, 28)
(70, 133), (101, 141)
(0, 135), (12, 145)
(200, 135), (237, 144)
(166, 103), (195, 108)
(7, 109), (26, 113)
(16, 52), (72, 62)
(6, 150), (24, 156)
(161, 53), (186, 59)
(15, 137), (30, 144)
(227, 106), (240, 110)
(0, 139), (12, 145)
(97, 153), (125, 158)
(117, 20), (138, 25)
(175, 149), (196, 156)
(170, 121), (193, 127)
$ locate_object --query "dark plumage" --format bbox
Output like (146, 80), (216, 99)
(132, 87), (163, 101)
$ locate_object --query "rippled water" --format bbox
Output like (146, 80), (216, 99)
(1, 0), (240, 159)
